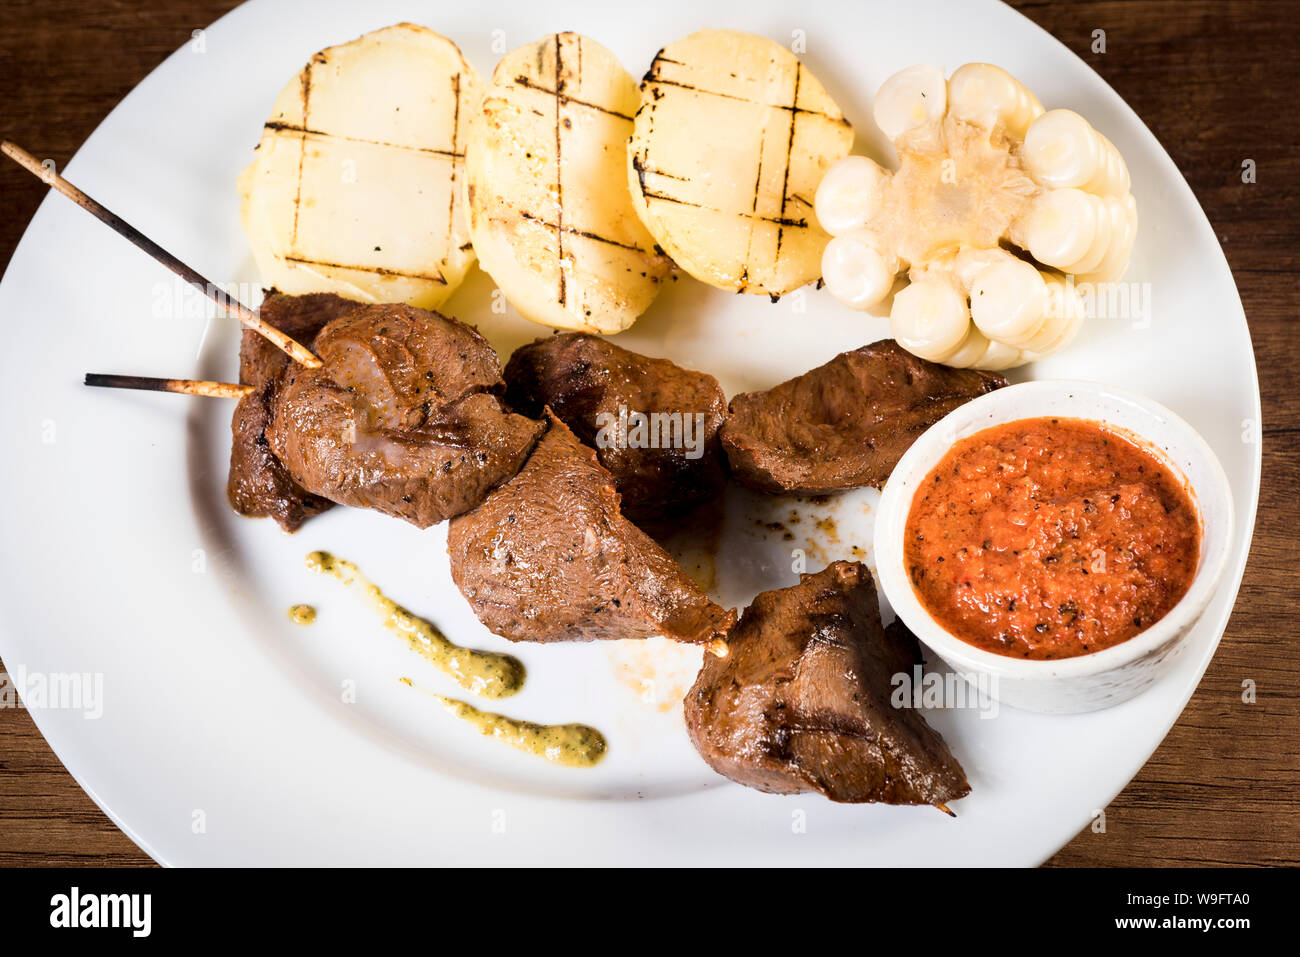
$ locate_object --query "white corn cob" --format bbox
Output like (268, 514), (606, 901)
(817, 63), (1132, 370)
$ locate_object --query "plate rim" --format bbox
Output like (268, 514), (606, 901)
(0, 0), (1264, 867)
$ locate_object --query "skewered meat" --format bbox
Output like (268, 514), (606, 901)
(265, 303), (544, 528)
(447, 412), (735, 646)
(684, 561), (970, 804)
(227, 290), (355, 531)
(721, 339), (1006, 495)
(503, 333), (727, 521)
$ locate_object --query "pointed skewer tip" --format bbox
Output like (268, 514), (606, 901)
(84, 373), (253, 399)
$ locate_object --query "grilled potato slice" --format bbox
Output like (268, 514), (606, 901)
(238, 23), (479, 309)
(628, 30), (854, 298)
(465, 32), (671, 333)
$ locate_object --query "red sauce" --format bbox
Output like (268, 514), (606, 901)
(904, 417), (1201, 660)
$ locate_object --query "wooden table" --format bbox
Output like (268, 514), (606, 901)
(1, 0), (1295, 867)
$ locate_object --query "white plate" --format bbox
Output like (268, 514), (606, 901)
(0, 0), (1259, 866)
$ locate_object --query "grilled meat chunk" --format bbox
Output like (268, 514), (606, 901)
(684, 561), (970, 805)
(227, 290), (355, 532)
(721, 340), (1006, 494)
(447, 413), (736, 646)
(503, 333), (728, 521)
(266, 303), (544, 528)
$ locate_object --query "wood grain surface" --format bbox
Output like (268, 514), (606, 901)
(0, 0), (1295, 867)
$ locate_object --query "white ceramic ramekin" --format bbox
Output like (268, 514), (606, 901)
(873, 380), (1234, 714)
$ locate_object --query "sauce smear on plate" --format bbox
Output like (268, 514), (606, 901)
(905, 417), (1201, 660)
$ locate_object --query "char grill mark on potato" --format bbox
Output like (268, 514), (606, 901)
(258, 121), (469, 159)
(465, 32), (670, 333)
(627, 30), (854, 297)
(447, 413), (736, 646)
(508, 74), (635, 121)
(264, 303), (544, 528)
(553, 33), (566, 308)
(502, 333), (728, 521)
(684, 561), (971, 805)
(227, 290), (357, 532)
(721, 339), (1007, 495)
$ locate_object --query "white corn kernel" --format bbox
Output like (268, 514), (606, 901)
(1082, 131), (1131, 196)
(815, 156), (889, 236)
(1022, 277), (1088, 357)
(1023, 109), (1101, 189)
(969, 258), (1050, 347)
(943, 323), (993, 369)
(1080, 195), (1138, 282)
(1020, 188), (1099, 269)
(974, 337), (1024, 371)
(873, 64), (947, 141)
(948, 63), (1043, 139)
(889, 277), (971, 362)
(1063, 199), (1114, 275)
(822, 230), (896, 309)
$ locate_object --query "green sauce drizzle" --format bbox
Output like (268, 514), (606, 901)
(400, 677), (607, 767)
(288, 604), (317, 625)
(305, 551), (525, 699)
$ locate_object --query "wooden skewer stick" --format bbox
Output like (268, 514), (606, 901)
(2, 141), (321, 369)
(85, 373), (254, 399)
